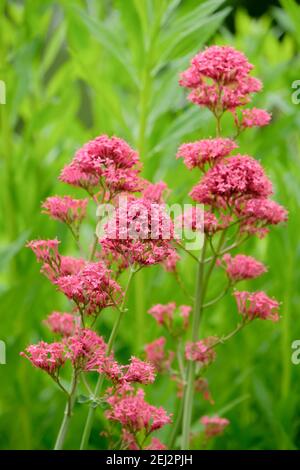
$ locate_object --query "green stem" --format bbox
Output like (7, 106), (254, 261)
(181, 237), (207, 449)
(79, 269), (135, 450)
(54, 371), (78, 450)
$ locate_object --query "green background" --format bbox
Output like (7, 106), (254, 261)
(0, 0), (300, 449)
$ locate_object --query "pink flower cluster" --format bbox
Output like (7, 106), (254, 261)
(200, 415), (230, 439)
(101, 197), (176, 267)
(143, 181), (168, 203)
(241, 108), (271, 128)
(178, 207), (219, 235)
(190, 155), (273, 207)
(44, 312), (78, 337)
(42, 196), (88, 227)
(144, 337), (174, 372)
(21, 341), (66, 376)
(27, 239), (60, 264)
(185, 338), (217, 365)
(177, 138), (237, 170)
(148, 302), (191, 331)
(234, 290), (280, 322)
(220, 254), (267, 282)
(21, 329), (108, 374)
(179, 46), (262, 113)
(238, 198), (288, 237)
(60, 135), (143, 196)
(106, 388), (172, 434)
(66, 328), (107, 371)
(55, 261), (122, 315)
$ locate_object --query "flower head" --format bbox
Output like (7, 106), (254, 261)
(185, 337), (217, 365)
(220, 254), (267, 282)
(201, 415), (230, 439)
(234, 290), (280, 321)
(148, 302), (191, 332)
(143, 181), (168, 203)
(241, 108), (271, 128)
(148, 302), (176, 326)
(65, 328), (107, 371)
(27, 239), (60, 264)
(122, 357), (156, 385)
(239, 198), (288, 238)
(60, 135), (141, 196)
(20, 341), (66, 375)
(106, 388), (171, 434)
(190, 155), (273, 207)
(145, 438), (167, 450)
(42, 196), (88, 227)
(55, 261), (122, 315)
(178, 207), (219, 235)
(44, 312), (78, 336)
(100, 197), (175, 267)
(177, 138), (237, 170)
(180, 46), (262, 113)
(144, 337), (174, 372)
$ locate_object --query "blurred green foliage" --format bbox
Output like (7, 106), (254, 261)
(0, 0), (299, 450)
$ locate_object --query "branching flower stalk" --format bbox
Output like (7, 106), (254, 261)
(21, 46), (287, 451)
(178, 45), (286, 449)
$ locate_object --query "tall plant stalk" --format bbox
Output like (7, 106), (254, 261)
(181, 237), (206, 449)
(54, 371), (78, 450)
(79, 269), (135, 450)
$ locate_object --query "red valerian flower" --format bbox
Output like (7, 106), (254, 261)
(200, 415), (230, 439)
(177, 138), (237, 170)
(241, 108), (271, 128)
(65, 328), (107, 371)
(145, 438), (167, 450)
(27, 239), (60, 264)
(238, 198), (288, 238)
(42, 196), (88, 227)
(44, 312), (78, 337)
(148, 302), (191, 331)
(106, 388), (172, 434)
(234, 290), (280, 322)
(179, 46), (262, 113)
(144, 337), (174, 372)
(180, 46), (253, 87)
(177, 206), (219, 235)
(55, 261), (122, 315)
(190, 155), (273, 207)
(60, 135), (143, 196)
(143, 181), (168, 203)
(219, 254), (267, 282)
(185, 337), (217, 365)
(122, 357), (156, 385)
(100, 197), (176, 267)
(20, 341), (66, 376)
